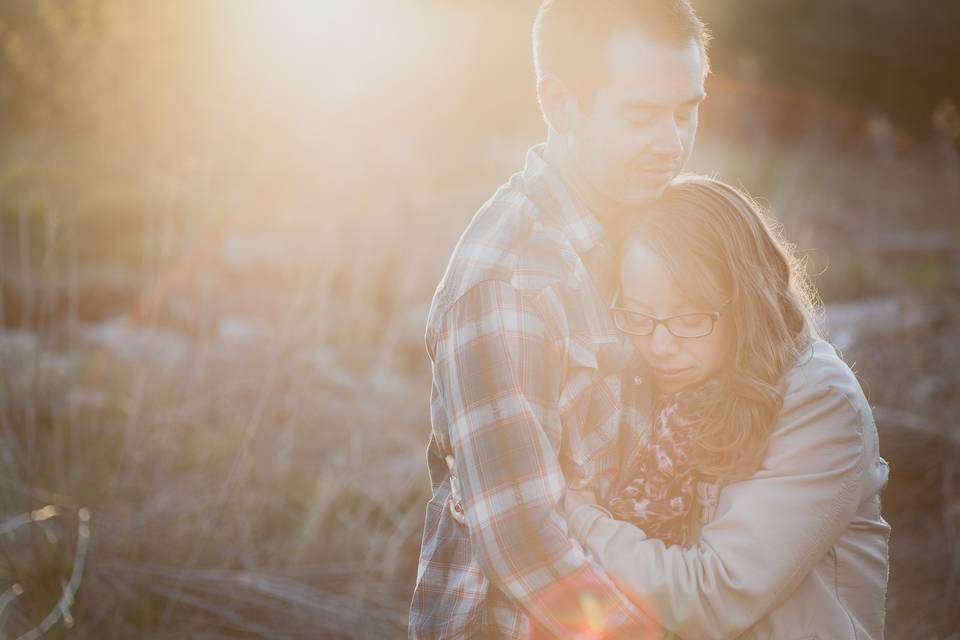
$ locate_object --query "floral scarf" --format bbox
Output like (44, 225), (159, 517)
(609, 380), (719, 547)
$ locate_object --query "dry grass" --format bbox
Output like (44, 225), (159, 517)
(0, 266), (431, 636)
(0, 125), (958, 637)
(0, 3), (957, 637)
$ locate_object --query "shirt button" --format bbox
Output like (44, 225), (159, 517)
(634, 376), (644, 386)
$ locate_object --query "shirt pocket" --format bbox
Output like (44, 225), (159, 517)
(559, 336), (625, 465)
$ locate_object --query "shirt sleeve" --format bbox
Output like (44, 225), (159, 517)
(567, 384), (869, 640)
(436, 279), (652, 638)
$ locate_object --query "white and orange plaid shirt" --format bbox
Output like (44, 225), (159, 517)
(410, 145), (655, 639)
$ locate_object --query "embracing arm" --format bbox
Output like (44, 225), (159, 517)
(566, 382), (868, 640)
(438, 279), (651, 638)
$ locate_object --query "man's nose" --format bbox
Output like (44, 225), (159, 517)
(649, 117), (684, 159)
(648, 323), (678, 357)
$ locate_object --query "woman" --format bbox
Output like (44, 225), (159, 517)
(563, 176), (890, 639)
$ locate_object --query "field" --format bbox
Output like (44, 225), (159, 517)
(1, 2), (959, 638)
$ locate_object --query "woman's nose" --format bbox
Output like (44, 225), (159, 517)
(648, 323), (678, 357)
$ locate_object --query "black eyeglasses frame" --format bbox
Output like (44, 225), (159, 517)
(609, 297), (731, 339)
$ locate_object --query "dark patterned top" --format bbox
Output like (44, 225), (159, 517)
(609, 382), (720, 548)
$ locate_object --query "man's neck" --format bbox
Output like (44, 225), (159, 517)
(544, 135), (629, 228)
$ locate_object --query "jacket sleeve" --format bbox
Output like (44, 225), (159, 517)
(437, 279), (652, 638)
(565, 381), (868, 640)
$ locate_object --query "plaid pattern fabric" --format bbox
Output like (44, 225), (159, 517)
(409, 145), (653, 639)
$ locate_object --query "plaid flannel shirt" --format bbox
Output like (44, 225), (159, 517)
(410, 145), (653, 639)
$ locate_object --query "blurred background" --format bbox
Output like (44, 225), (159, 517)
(0, 1), (957, 637)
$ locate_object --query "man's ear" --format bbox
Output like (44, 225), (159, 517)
(537, 75), (580, 133)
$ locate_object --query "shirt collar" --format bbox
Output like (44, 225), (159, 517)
(520, 143), (608, 256)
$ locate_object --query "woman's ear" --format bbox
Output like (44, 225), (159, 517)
(537, 74), (580, 133)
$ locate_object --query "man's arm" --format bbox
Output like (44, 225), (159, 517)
(436, 279), (652, 638)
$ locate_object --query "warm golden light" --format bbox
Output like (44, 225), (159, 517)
(0, 1), (954, 637)
(243, 0), (367, 51)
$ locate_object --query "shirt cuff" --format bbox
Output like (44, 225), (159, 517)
(569, 504), (609, 542)
(565, 490), (614, 541)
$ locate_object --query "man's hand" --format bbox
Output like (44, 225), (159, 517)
(445, 455), (467, 525)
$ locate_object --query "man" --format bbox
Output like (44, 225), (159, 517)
(410, 2), (709, 637)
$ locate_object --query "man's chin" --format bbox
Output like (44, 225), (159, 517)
(618, 182), (671, 207)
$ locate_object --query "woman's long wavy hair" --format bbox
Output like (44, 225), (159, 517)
(623, 176), (820, 480)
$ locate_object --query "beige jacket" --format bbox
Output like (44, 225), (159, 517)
(565, 339), (890, 640)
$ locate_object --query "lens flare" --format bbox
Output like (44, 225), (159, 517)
(530, 570), (663, 639)
(580, 594), (607, 633)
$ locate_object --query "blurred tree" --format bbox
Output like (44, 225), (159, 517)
(0, 0), (131, 135)
(696, 0), (960, 138)
(0, 0), (956, 145)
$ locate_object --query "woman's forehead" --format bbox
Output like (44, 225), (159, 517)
(620, 240), (726, 312)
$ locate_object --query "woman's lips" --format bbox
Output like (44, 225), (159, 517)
(653, 366), (693, 380)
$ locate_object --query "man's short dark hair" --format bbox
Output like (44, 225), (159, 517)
(533, 0), (711, 109)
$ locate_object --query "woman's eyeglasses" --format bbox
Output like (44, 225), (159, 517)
(609, 300), (730, 339)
